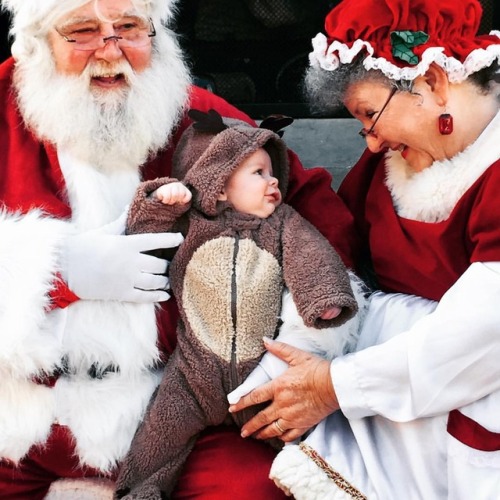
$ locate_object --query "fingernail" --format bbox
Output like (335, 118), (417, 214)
(263, 336), (274, 344)
(241, 430), (248, 438)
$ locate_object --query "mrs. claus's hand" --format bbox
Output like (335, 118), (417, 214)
(229, 338), (340, 442)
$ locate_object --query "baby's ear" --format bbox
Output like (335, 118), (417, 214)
(217, 189), (228, 201)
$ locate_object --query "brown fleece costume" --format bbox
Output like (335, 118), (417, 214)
(115, 111), (357, 499)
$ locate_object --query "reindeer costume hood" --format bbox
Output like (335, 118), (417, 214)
(173, 110), (290, 216)
(119, 110), (358, 498)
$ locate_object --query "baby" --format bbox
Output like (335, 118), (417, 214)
(115, 110), (360, 499)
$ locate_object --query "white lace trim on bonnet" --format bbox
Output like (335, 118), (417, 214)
(309, 30), (500, 83)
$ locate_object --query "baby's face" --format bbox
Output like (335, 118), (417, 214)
(219, 148), (282, 218)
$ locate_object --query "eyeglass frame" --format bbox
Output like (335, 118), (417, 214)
(54, 17), (156, 49)
(358, 86), (397, 138)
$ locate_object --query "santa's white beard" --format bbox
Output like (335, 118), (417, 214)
(13, 36), (190, 173)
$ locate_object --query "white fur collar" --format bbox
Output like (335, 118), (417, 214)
(384, 111), (500, 222)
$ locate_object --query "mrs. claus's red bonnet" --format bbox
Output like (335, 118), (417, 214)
(310, 0), (500, 82)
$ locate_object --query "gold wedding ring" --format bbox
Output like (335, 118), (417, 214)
(274, 419), (286, 434)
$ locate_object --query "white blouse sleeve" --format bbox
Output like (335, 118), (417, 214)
(332, 262), (500, 421)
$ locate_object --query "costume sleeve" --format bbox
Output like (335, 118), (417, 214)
(280, 205), (358, 328)
(332, 261), (500, 421)
(187, 86), (361, 269)
(126, 177), (191, 235)
(285, 149), (360, 270)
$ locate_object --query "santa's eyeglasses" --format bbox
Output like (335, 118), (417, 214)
(55, 16), (156, 51)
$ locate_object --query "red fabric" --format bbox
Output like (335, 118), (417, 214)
(0, 425), (286, 500)
(0, 60), (71, 220)
(323, 0), (499, 68)
(47, 275), (80, 310)
(338, 149), (500, 301)
(0, 425), (107, 500)
(172, 426), (288, 499)
(447, 410), (500, 452)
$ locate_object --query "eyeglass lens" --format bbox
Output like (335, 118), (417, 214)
(359, 86), (397, 138)
(58, 16), (155, 51)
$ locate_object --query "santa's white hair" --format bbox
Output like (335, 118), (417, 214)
(6, 0), (191, 172)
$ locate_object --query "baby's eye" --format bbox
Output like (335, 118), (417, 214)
(255, 169), (264, 175)
(365, 111), (376, 119)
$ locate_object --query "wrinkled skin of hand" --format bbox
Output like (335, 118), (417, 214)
(229, 339), (340, 442)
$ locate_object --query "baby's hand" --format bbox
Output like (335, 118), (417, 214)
(155, 182), (192, 205)
(320, 306), (341, 320)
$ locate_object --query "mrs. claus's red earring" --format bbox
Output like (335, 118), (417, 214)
(438, 113), (453, 135)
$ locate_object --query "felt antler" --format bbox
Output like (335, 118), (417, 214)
(259, 115), (294, 137)
(188, 109), (228, 133)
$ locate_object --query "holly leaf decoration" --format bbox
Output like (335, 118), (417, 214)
(188, 108), (228, 133)
(390, 30), (429, 65)
(259, 114), (294, 137)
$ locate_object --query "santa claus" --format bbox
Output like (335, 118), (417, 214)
(0, 0), (358, 498)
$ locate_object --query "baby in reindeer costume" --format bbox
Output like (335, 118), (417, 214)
(115, 110), (359, 499)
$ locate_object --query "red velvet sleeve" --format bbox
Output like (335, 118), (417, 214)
(337, 148), (386, 273)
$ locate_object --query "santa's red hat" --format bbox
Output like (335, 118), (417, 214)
(310, 0), (500, 82)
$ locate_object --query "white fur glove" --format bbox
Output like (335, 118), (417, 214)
(62, 213), (183, 303)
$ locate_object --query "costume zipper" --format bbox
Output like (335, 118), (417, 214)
(229, 234), (240, 391)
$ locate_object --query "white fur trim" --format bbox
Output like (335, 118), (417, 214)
(56, 287), (162, 471)
(54, 369), (162, 472)
(0, 209), (68, 379)
(271, 444), (357, 500)
(63, 301), (160, 375)
(57, 150), (141, 230)
(57, 150), (161, 374)
(0, 166), (163, 468)
(45, 478), (115, 500)
(309, 32), (500, 83)
(385, 110), (500, 222)
(0, 378), (55, 463)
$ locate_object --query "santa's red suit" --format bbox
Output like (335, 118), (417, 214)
(0, 56), (358, 499)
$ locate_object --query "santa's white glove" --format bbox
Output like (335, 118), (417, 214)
(62, 213), (183, 303)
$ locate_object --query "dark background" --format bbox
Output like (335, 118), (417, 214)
(0, 0), (498, 118)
